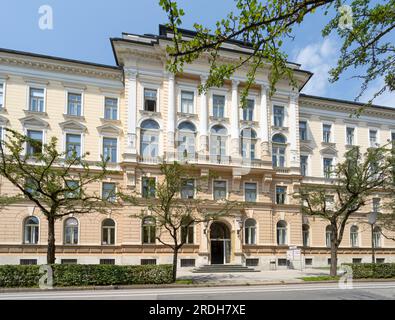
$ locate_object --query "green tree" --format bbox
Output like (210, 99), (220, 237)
(296, 145), (393, 276)
(160, 0), (395, 107)
(0, 129), (117, 264)
(124, 162), (241, 282)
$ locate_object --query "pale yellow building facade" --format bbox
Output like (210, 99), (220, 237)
(0, 26), (394, 269)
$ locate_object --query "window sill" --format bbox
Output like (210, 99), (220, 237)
(100, 118), (121, 124)
(209, 116), (229, 122)
(177, 112), (197, 119)
(140, 110), (161, 117)
(321, 142), (336, 147)
(63, 114), (85, 121)
(24, 110), (48, 117)
(300, 139), (312, 144)
(240, 120), (259, 126)
(271, 126), (288, 132)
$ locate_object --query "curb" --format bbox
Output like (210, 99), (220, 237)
(0, 278), (394, 294)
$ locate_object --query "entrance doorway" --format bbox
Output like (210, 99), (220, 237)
(210, 221), (231, 265)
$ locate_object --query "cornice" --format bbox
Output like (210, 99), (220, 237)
(0, 55), (123, 82)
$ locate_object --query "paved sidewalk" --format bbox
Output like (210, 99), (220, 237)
(177, 268), (331, 285)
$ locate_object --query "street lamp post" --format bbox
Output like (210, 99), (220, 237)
(368, 211), (378, 264)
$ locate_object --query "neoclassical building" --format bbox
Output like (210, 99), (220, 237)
(0, 25), (394, 269)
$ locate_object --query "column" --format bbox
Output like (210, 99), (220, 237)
(125, 69), (137, 156)
(230, 80), (240, 158)
(167, 73), (176, 160)
(199, 75), (208, 157)
(259, 83), (270, 160)
(289, 93), (299, 168)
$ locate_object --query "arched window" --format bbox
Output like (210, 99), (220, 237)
(102, 219), (115, 245)
(350, 225), (359, 247)
(241, 128), (257, 160)
(326, 225), (333, 248)
(140, 119), (160, 159)
(177, 121), (196, 160)
(244, 219), (256, 245)
(24, 216), (39, 244)
(272, 134), (287, 168)
(142, 217), (156, 244)
(277, 220), (287, 245)
(210, 125), (228, 157)
(64, 218), (78, 245)
(302, 224), (310, 247)
(373, 226), (382, 248)
(181, 217), (194, 244)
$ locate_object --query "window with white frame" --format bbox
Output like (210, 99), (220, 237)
(373, 226), (382, 248)
(241, 128), (257, 160)
(29, 88), (45, 112)
(0, 82), (4, 109)
(300, 155), (308, 176)
(346, 127), (355, 145)
(210, 125), (227, 157)
(244, 219), (256, 245)
(181, 179), (195, 199)
(213, 180), (227, 200)
(65, 133), (82, 158)
(322, 124), (332, 143)
(102, 219), (115, 245)
(276, 220), (287, 245)
(299, 121), (308, 140)
(181, 217), (194, 244)
(243, 99), (254, 121)
(272, 134), (287, 168)
(140, 119), (160, 159)
(302, 224), (310, 247)
(64, 217), (79, 245)
(144, 88), (157, 112)
(326, 225), (333, 248)
(273, 105), (284, 127)
(369, 129), (378, 147)
(350, 225), (359, 247)
(245, 182), (257, 202)
(180, 90), (194, 114)
(142, 216), (156, 244)
(26, 130), (43, 155)
(323, 157), (333, 179)
(372, 198), (381, 213)
(276, 186), (287, 204)
(177, 121), (196, 160)
(142, 177), (156, 198)
(67, 92), (82, 116)
(213, 95), (225, 118)
(102, 182), (116, 202)
(104, 97), (118, 120)
(23, 216), (39, 244)
(103, 137), (117, 163)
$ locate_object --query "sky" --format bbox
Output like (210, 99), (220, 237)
(0, 0), (394, 107)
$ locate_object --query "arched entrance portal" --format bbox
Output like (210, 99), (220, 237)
(210, 221), (231, 265)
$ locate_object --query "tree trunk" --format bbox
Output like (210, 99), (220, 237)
(172, 248), (178, 283)
(47, 216), (56, 264)
(330, 240), (338, 277)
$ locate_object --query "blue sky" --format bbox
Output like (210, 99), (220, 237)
(0, 0), (393, 107)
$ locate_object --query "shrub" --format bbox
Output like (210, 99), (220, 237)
(0, 264), (173, 288)
(342, 263), (395, 279)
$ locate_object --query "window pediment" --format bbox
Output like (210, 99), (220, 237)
(0, 115), (9, 126)
(300, 144), (314, 153)
(59, 120), (87, 132)
(320, 146), (337, 156)
(97, 124), (122, 136)
(19, 115), (49, 129)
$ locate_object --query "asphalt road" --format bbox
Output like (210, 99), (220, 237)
(0, 282), (394, 300)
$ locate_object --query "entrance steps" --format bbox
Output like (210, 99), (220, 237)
(192, 264), (260, 273)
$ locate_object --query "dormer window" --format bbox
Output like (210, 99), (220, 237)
(144, 89), (157, 112)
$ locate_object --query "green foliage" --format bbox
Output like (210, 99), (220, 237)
(342, 263), (395, 279)
(300, 275), (340, 281)
(0, 264), (173, 288)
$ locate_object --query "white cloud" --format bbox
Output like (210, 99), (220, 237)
(359, 77), (395, 108)
(294, 38), (338, 95)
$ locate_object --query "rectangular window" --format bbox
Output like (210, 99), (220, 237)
(392, 132), (395, 142)
(272, 146), (286, 168)
(243, 99), (254, 121)
(323, 158), (333, 179)
(346, 127), (355, 145)
(102, 182), (116, 202)
(213, 95), (225, 118)
(323, 124), (332, 143)
(276, 186), (287, 204)
(273, 105), (284, 127)
(246, 258), (259, 267)
(373, 198), (381, 213)
(245, 182), (257, 202)
(300, 155), (308, 176)
(352, 258), (362, 264)
(180, 259), (195, 267)
(103, 137), (117, 163)
(305, 258), (313, 266)
(141, 259), (157, 265)
(142, 177), (156, 198)
(181, 179), (195, 199)
(26, 130), (43, 155)
(213, 180), (227, 200)
(65, 134), (81, 158)
(0, 82), (4, 109)
(20, 259), (37, 265)
(299, 121), (307, 140)
(67, 92), (82, 116)
(61, 259), (77, 265)
(144, 88), (157, 112)
(277, 258), (288, 266)
(369, 129), (378, 147)
(29, 88), (45, 112)
(181, 90), (194, 114)
(65, 180), (80, 199)
(104, 97), (118, 120)
(100, 259), (115, 265)
(376, 258), (385, 264)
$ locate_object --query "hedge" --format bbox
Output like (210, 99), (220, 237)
(342, 263), (395, 279)
(0, 264), (173, 288)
